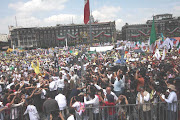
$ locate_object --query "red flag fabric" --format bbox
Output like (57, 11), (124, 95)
(84, 0), (90, 24)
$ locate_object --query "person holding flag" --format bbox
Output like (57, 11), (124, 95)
(31, 59), (40, 75)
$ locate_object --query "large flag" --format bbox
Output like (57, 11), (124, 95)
(162, 38), (173, 50)
(31, 60), (40, 74)
(161, 33), (164, 41)
(84, 0), (90, 24)
(149, 17), (157, 53)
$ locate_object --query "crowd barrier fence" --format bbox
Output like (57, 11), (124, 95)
(0, 101), (179, 120)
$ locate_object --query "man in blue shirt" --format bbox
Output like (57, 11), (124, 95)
(113, 73), (124, 97)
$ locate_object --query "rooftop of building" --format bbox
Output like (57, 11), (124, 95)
(9, 21), (115, 31)
(154, 13), (172, 17)
(122, 13), (179, 28)
(122, 23), (150, 29)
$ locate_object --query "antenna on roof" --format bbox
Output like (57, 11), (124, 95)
(15, 16), (18, 27)
(72, 16), (74, 24)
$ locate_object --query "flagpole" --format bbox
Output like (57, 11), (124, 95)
(84, 0), (92, 46)
(89, 5), (93, 46)
(65, 38), (68, 48)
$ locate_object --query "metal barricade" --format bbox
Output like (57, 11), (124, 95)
(0, 101), (179, 120)
(80, 101), (180, 120)
(0, 105), (24, 120)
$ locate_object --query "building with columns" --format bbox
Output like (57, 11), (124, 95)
(9, 21), (116, 48)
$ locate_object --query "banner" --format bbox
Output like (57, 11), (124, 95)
(90, 46), (114, 52)
(57, 36), (65, 40)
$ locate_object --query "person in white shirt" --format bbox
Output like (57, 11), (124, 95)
(24, 100), (40, 120)
(67, 108), (75, 120)
(49, 78), (58, 98)
(49, 79), (58, 91)
(70, 94), (85, 120)
(59, 108), (75, 120)
(136, 87), (150, 120)
(84, 92), (99, 120)
(23, 70), (28, 78)
(70, 71), (79, 87)
(107, 71), (113, 84)
(157, 84), (177, 120)
(94, 84), (118, 101)
(57, 73), (64, 92)
(15, 72), (21, 81)
(55, 92), (67, 111)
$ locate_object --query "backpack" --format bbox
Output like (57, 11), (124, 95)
(77, 102), (85, 115)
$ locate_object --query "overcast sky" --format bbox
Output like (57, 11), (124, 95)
(0, 0), (180, 34)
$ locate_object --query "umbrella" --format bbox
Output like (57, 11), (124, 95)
(115, 59), (126, 64)
(134, 47), (139, 50)
(115, 59), (121, 64)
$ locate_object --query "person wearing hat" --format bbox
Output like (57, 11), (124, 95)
(157, 84), (177, 120)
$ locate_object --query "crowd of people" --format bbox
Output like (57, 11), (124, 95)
(0, 45), (179, 120)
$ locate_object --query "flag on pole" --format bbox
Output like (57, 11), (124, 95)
(161, 33), (164, 41)
(112, 36), (114, 44)
(177, 41), (180, 54)
(175, 40), (179, 47)
(84, 0), (90, 24)
(154, 49), (160, 60)
(149, 17), (157, 53)
(161, 48), (167, 60)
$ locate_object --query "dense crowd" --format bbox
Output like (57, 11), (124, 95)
(0, 46), (179, 120)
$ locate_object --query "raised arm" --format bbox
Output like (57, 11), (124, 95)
(135, 70), (138, 80)
(99, 96), (105, 103)
(26, 88), (36, 99)
(10, 95), (17, 105)
(18, 81), (25, 91)
(34, 88), (42, 95)
(69, 97), (74, 107)
(25, 86), (36, 89)
(77, 86), (86, 90)
(0, 107), (7, 112)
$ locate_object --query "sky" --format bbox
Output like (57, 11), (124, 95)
(0, 0), (180, 34)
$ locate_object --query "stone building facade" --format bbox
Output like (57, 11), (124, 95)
(122, 14), (180, 41)
(9, 21), (116, 48)
(0, 34), (10, 50)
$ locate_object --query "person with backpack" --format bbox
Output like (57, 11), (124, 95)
(70, 94), (85, 120)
